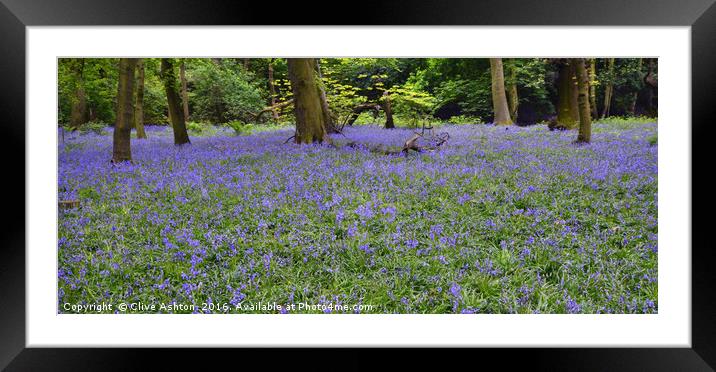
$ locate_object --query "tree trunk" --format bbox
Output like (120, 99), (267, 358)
(243, 58), (250, 70)
(267, 59), (279, 120)
(287, 58), (327, 144)
(160, 58), (191, 145)
(489, 58), (513, 125)
(588, 58), (598, 119)
(629, 58), (642, 115)
(383, 91), (395, 129)
(69, 58), (88, 128)
(556, 60), (579, 129)
(180, 60), (190, 122)
(112, 58), (138, 162)
(314, 59), (338, 134)
(573, 58), (592, 143)
(601, 58), (615, 118)
(644, 58), (658, 117)
(506, 59), (519, 123)
(134, 59), (147, 139)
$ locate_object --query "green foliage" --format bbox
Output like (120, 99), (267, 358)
(186, 121), (207, 133)
(58, 58), (119, 125)
(57, 57), (658, 131)
(188, 59), (265, 124)
(596, 58), (651, 116)
(66, 120), (107, 134)
(594, 115), (656, 126)
(387, 83), (438, 126)
(320, 74), (368, 126)
(446, 115), (483, 125)
(225, 120), (255, 136)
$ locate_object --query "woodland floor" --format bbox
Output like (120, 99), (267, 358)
(58, 121), (658, 314)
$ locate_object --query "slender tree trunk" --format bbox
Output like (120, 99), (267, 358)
(180, 60), (190, 122)
(644, 58), (658, 117)
(489, 58), (512, 125)
(588, 58), (598, 119)
(506, 59), (519, 123)
(243, 58), (250, 70)
(267, 59), (279, 120)
(160, 58), (191, 145)
(573, 58), (592, 143)
(287, 58), (327, 144)
(70, 58), (88, 128)
(601, 58), (615, 118)
(134, 59), (147, 139)
(629, 58), (642, 115)
(113, 58), (138, 162)
(556, 60), (579, 129)
(382, 91), (395, 129)
(314, 59), (338, 134)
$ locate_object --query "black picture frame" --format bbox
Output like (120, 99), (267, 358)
(2, 0), (714, 370)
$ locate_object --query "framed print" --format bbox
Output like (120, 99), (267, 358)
(3, 0), (715, 369)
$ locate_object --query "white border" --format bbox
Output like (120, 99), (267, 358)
(27, 26), (690, 347)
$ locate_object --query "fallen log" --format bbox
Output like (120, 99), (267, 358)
(338, 131), (450, 156)
(59, 200), (80, 210)
(402, 133), (423, 154)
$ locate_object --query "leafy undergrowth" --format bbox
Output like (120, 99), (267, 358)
(58, 122), (658, 314)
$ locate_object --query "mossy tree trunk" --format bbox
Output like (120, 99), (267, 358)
(161, 58), (191, 145)
(573, 58), (592, 143)
(314, 58), (338, 134)
(556, 60), (579, 129)
(601, 58), (615, 118)
(69, 58), (88, 129)
(134, 59), (147, 139)
(588, 58), (598, 119)
(382, 91), (395, 129)
(506, 59), (519, 123)
(267, 58), (279, 120)
(112, 58), (138, 163)
(180, 60), (190, 122)
(287, 58), (327, 144)
(489, 58), (513, 125)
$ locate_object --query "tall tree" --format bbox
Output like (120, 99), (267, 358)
(601, 58), (615, 118)
(555, 60), (579, 129)
(112, 58), (138, 162)
(267, 58), (279, 120)
(314, 59), (338, 134)
(382, 91), (395, 129)
(644, 58), (658, 117)
(629, 58), (643, 115)
(160, 58), (191, 145)
(572, 58), (592, 143)
(489, 58), (513, 125)
(287, 58), (327, 144)
(180, 60), (190, 122)
(588, 58), (598, 119)
(69, 58), (88, 129)
(506, 59), (519, 123)
(134, 59), (147, 139)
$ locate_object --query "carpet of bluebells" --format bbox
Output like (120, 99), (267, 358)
(58, 122), (658, 314)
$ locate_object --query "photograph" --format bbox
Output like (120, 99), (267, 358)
(56, 57), (659, 314)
